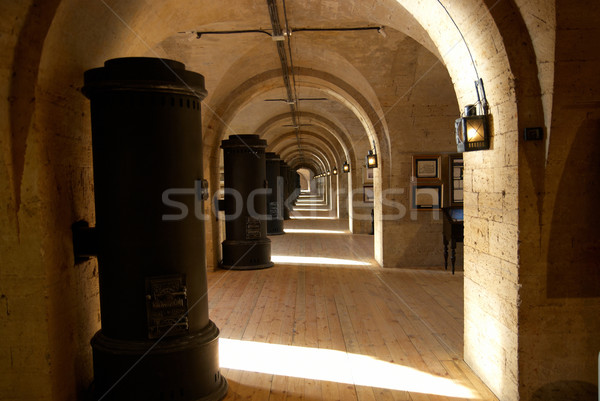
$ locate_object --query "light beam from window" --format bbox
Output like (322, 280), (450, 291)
(219, 339), (476, 399)
(290, 216), (336, 220)
(271, 255), (370, 266)
(283, 228), (347, 234)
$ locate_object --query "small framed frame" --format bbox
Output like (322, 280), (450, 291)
(363, 167), (374, 184)
(411, 184), (442, 210)
(449, 155), (464, 206)
(412, 155), (441, 180)
(363, 185), (374, 203)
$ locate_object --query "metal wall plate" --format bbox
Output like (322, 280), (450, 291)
(524, 127), (544, 141)
(145, 274), (189, 339)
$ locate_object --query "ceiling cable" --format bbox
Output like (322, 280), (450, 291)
(436, 0), (480, 81)
(282, 0), (304, 161)
(184, 26), (383, 39)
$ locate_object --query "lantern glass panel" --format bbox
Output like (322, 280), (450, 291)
(466, 118), (485, 142)
(366, 154), (378, 168)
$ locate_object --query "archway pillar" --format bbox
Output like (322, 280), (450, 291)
(350, 166), (372, 234)
(385, 3), (523, 400)
(337, 171), (349, 219)
(326, 175), (335, 213)
(346, 170), (354, 232)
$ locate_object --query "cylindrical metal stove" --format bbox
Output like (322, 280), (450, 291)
(220, 135), (273, 270)
(287, 168), (299, 207)
(287, 168), (293, 205)
(280, 161), (290, 220)
(83, 57), (227, 401)
(293, 171), (301, 204)
(265, 152), (284, 235)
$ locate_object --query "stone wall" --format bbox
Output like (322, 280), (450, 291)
(518, 0), (600, 399)
(376, 49), (459, 268)
(1, 2), (101, 399)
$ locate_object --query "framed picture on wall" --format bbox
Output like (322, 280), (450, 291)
(411, 184), (442, 210)
(363, 185), (374, 203)
(363, 167), (374, 183)
(412, 155), (441, 180)
(449, 154), (464, 206)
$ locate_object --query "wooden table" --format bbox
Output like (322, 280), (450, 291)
(442, 207), (463, 274)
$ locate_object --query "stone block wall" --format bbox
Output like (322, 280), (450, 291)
(517, 0), (600, 399)
(1, 2), (100, 400)
(375, 44), (460, 268)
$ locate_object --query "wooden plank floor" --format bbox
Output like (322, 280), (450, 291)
(207, 204), (498, 401)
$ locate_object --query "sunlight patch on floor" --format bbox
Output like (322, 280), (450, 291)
(289, 215), (336, 220)
(219, 339), (476, 399)
(283, 228), (347, 234)
(271, 255), (370, 266)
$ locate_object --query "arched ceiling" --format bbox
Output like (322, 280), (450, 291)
(36, 0), (466, 181)
(144, 0), (457, 175)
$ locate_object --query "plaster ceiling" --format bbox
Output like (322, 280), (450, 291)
(145, 0), (455, 172)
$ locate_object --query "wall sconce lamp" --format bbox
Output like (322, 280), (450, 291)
(366, 150), (377, 168)
(327, 170), (331, 176)
(332, 167), (338, 175)
(342, 161), (350, 173)
(366, 140), (378, 169)
(455, 79), (490, 152)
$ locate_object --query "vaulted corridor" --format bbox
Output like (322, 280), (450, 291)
(2, 1), (600, 400)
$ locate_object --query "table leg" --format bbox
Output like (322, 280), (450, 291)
(451, 240), (456, 275)
(443, 237), (448, 270)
